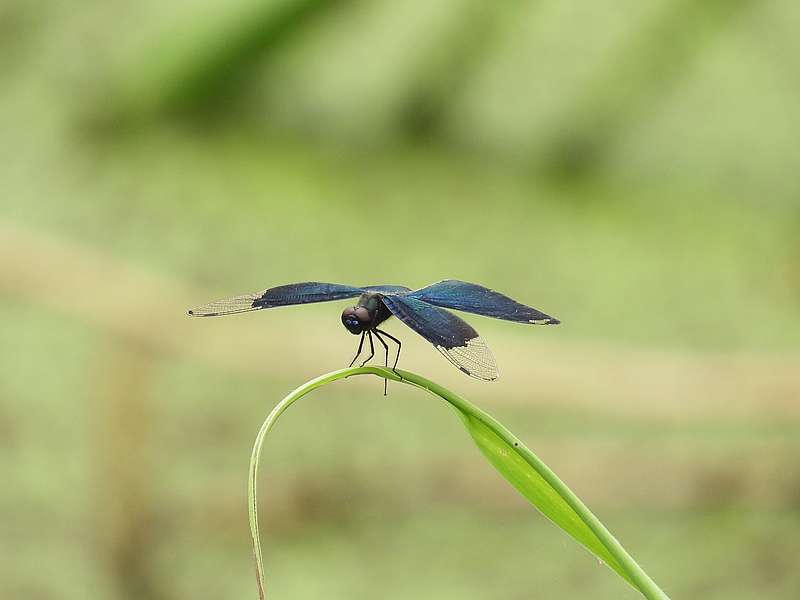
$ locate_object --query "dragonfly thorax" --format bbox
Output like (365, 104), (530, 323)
(341, 293), (392, 334)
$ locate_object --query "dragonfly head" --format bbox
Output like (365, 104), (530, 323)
(341, 306), (371, 334)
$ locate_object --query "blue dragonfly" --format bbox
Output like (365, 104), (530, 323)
(189, 280), (559, 388)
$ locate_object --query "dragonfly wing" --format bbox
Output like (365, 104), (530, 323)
(188, 282), (364, 317)
(381, 295), (498, 381)
(408, 280), (559, 325)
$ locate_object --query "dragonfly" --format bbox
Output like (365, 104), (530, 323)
(188, 280), (559, 391)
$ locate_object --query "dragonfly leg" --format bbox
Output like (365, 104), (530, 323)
(372, 330), (390, 368)
(375, 328), (402, 376)
(373, 330), (390, 395)
(348, 331), (366, 367)
(359, 330), (375, 367)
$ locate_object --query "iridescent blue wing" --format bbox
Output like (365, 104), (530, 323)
(408, 280), (559, 325)
(381, 295), (498, 381)
(188, 282), (364, 317)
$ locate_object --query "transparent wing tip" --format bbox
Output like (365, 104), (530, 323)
(458, 365), (499, 381)
(187, 293), (262, 317)
(437, 336), (499, 381)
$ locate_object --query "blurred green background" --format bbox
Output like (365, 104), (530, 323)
(1, 1), (799, 598)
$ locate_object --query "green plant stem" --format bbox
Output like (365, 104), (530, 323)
(248, 366), (670, 600)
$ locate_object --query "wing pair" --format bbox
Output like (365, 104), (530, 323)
(188, 280), (559, 380)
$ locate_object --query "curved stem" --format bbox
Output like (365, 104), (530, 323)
(248, 366), (670, 600)
(248, 367), (397, 599)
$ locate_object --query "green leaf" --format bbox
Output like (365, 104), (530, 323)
(248, 367), (670, 599)
(460, 411), (630, 581)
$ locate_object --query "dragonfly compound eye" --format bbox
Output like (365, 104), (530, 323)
(341, 307), (364, 334)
